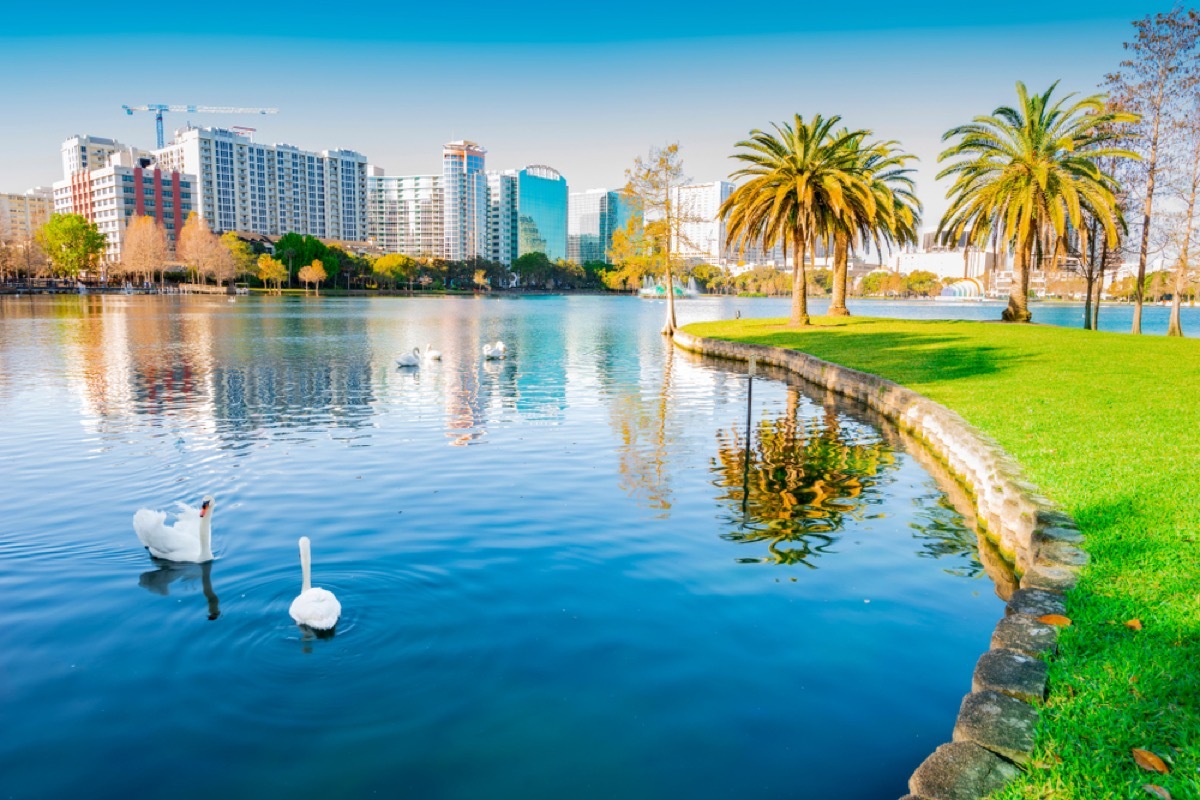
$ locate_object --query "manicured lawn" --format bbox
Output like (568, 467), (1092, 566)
(685, 315), (1199, 799)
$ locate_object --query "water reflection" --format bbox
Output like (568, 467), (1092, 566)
(711, 387), (897, 565)
(137, 559), (221, 620)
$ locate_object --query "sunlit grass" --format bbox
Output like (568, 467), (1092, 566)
(686, 315), (1200, 799)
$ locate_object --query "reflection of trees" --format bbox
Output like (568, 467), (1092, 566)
(711, 389), (896, 566)
(609, 343), (677, 511)
(908, 490), (987, 579)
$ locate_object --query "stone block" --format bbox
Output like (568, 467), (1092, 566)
(1033, 525), (1085, 546)
(952, 690), (1039, 764)
(991, 614), (1059, 657)
(972, 648), (1048, 703)
(1035, 508), (1077, 529)
(1020, 563), (1080, 592)
(1035, 540), (1089, 568)
(908, 741), (1021, 800)
(1006, 587), (1066, 618)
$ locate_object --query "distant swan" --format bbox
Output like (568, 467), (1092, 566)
(396, 347), (421, 367)
(133, 495), (215, 563)
(289, 537), (341, 631)
(483, 340), (507, 359)
(424, 343), (442, 361)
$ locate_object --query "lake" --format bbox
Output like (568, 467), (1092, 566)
(1, 294), (1014, 799)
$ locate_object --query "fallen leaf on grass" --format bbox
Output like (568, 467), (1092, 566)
(1038, 614), (1072, 627)
(1132, 748), (1170, 774)
(1126, 619), (1143, 630)
(1142, 784), (1171, 799)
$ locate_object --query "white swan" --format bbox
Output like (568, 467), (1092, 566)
(133, 495), (215, 563)
(396, 347), (421, 368)
(493, 340), (507, 355)
(483, 340), (507, 360)
(424, 343), (442, 361)
(289, 536), (341, 631)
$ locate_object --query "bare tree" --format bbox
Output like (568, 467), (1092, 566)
(625, 143), (691, 335)
(120, 216), (169, 286)
(1106, 7), (1200, 333)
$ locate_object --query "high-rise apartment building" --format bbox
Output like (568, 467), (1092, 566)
(52, 148), (194, 264)
(60, 135), (144, 180)
(568, 188), (635, 264)
(441, 141), (488, 261)
(366, 171), (444, 258)
(516, 165), (568, 262)
(671, 181), (785, 268)
(154, 126), (368, 241)
(486, 171), (518, 266)
(0, 188), (54, 242)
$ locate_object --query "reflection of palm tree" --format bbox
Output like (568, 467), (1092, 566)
(712, 392), (896, 566)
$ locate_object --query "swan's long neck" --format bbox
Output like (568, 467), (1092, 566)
(198, 509), (213, 562)
(299, 537), (312, 592)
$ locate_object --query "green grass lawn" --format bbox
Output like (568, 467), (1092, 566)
(685, 315), (1199, 800)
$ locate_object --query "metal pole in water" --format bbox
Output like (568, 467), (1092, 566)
(741, 356), (756, 520)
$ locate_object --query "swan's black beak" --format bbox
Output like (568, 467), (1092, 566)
(200, 501), (210, 518)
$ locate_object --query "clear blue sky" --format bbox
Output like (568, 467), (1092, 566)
(0, 1), (1168, 228)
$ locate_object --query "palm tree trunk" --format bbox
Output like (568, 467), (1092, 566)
(1003, 233), (1033, 322)
(830, 229), (850, 316)
(789, 235), (810, 326)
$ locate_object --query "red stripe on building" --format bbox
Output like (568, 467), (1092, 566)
(172, 171), (184, 242)
(134, 167), (145, 217)
(153, 168), (163, 225)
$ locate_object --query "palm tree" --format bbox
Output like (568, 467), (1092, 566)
(722, 115), (876, 326)
(938, 82), (1137, 322)
(829, 135), (921, 315)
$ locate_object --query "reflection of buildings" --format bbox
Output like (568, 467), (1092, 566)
(567, 188), (635, 264)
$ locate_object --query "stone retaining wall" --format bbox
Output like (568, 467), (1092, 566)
(673, 330), (1086, 800)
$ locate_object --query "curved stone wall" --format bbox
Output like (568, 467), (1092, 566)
(673, 330), (1087, 800)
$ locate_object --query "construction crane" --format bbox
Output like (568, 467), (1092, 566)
(122, 104), (279, 148)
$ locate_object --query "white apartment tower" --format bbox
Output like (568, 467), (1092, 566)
(0, 188), (54, 242)
(486, 171), (518, 266)
(366, 172), (443, 258)
(60, 135), (143, 179)
(154, 126), (369, 240)
(671, 181), (786, 268)
(441, 140), (488, 261)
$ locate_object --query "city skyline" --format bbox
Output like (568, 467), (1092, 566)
(0, 5), (1167, 231)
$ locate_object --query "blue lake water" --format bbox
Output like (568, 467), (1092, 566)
(0, 294), (1013, 799)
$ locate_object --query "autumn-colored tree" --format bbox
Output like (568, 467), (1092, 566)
(372, 253), (419, 290)
(220, 232), (258, 284)
(1106, 7), (1200, 333)
(604, 215), (655, 291)
(176, 213), (234, 285)
(256, 254), (287, 295)
(119, 216), (169, 285)
(36, 213), (106, 279)
(297, 259), (327, 295)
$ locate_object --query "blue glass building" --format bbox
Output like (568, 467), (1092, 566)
(517, 165), (568, 262)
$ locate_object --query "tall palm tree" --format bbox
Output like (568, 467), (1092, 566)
(938, 81), (1136, 322)
(722, 115), (876, 326)
(828, 136), (921, 316)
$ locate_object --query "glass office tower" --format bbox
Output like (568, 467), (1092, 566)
(516, 165), (568, 262)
